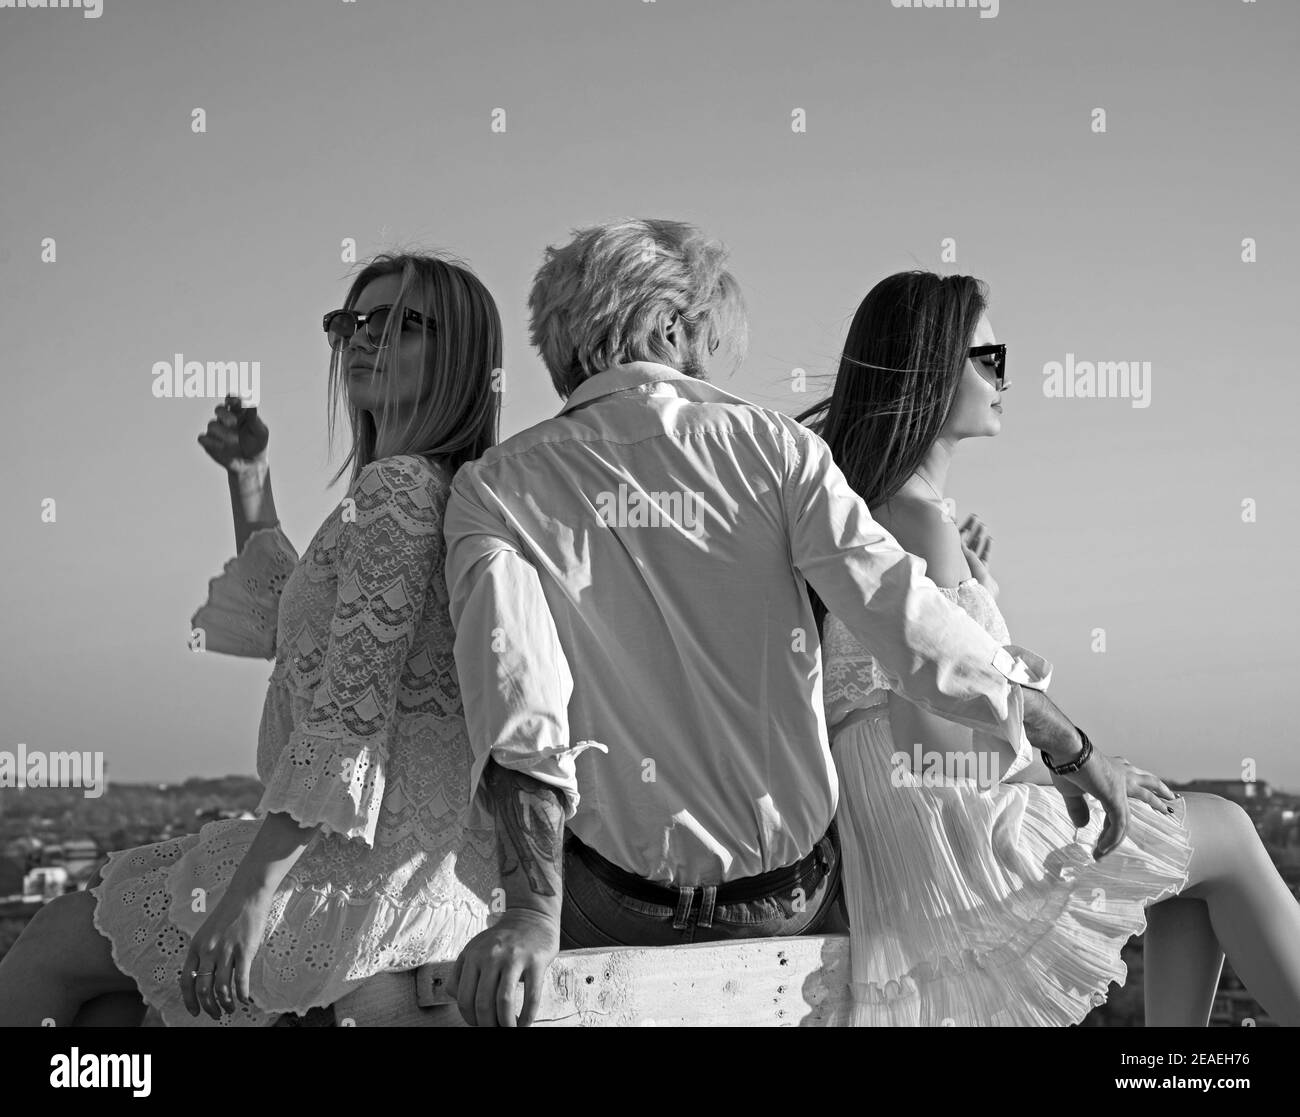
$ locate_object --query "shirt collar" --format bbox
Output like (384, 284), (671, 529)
(558, 362), (693, 416)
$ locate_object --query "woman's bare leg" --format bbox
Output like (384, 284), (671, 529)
(1144, 895), (1224, 1026)
(73, 991), (147, 1027)
(0, 891), (139, 1026)
(1159, 792), (1300, 1026)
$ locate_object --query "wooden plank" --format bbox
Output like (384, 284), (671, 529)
(334, 934), (853, 1027)
(333, 970), (464, 1028)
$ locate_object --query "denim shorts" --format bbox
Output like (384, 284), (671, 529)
(559, 831), (848, 948)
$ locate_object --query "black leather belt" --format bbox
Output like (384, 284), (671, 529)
(567, 826), (838, 908)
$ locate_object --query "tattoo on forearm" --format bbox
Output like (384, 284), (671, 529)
(487, 763), (564, 899)
(1022, 689), (1076, 755)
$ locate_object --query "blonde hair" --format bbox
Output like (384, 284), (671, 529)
(326, 252), (501, 488)
(528, 218), (748, 398)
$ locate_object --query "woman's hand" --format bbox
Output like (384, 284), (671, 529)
(198, 394), (269, 472)
(179, 877), (276, 1020)
(201, 394), (278, 550)
(959, 514), (999, 599)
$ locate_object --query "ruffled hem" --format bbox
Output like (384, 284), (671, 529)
(190, 524), (299, 659)
(829, 712), (1193, 1027)
(257, 728), (386, 847)
(89, 824), (493, 1028)
(89, 852), (170, 1015)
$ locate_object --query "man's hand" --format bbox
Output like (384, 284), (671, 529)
(1022, 690), (1130, 859)
(1113, 756), (1178, 814)
(1048, 750), (1130, 859)
(459, 761), (566, 1026)
(450, 909), (559, 1027)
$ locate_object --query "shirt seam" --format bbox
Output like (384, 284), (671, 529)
(458, 417), (787, 476)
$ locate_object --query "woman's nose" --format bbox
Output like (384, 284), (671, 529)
(346, 330), (377, 356)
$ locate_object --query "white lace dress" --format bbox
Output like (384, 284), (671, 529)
(823, 578), (1194, 1027)
(91, 454), (500, 1026)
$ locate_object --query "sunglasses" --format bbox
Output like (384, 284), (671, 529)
(968, 343), (1009, 391)
(322, 304), (436, 352)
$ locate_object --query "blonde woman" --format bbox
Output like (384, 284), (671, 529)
(0, 253), (503, 1026)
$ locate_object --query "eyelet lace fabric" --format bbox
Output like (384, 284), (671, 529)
(823, 578), (1011, 728)
(91, 455), (500, 1026)
(822, 577), (1194, 1027)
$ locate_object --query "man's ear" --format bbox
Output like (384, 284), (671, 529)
(664, 311), (680, 348)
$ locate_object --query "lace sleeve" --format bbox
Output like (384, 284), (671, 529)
(190, 525), (299, 659)
(825, 583), (1046, 779)
(258, 456), (447, 846)
(822, 583), (974, 725)
(821, 614), (901, 730)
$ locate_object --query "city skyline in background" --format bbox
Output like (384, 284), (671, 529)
(3, 0), (1298, 788)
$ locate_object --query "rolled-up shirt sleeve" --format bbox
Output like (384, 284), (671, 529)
(443, 464), (590, 820)
(781, 420), (1052, 749)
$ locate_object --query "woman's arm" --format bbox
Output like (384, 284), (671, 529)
(876, 497), (1021, 784)
(198, 396), (279, 552)
(227, 455), (279, 553)
(180, 810), (317, 1019)
(231, 810), (317, 893)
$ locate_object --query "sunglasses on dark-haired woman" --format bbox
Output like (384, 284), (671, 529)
(969, 343), (1009, 391)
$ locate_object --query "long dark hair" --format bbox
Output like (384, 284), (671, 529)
(327, 252), (502, 488)
(795, 271), (988, 633)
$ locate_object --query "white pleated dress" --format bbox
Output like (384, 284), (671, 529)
(90, 456), (499, 1025)
(823, 578), (1194, 1027)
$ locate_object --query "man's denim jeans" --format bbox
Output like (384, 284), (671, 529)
(559, 831), (849, 948)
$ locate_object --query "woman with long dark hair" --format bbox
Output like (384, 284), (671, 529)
(0, 253), (504, 1026)
(801, 271), (1300, 1026)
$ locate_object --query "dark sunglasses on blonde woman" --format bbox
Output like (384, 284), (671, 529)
(323, 304), (437, 352)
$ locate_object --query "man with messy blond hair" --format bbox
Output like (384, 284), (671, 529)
(445, 217), (1086, 1027)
